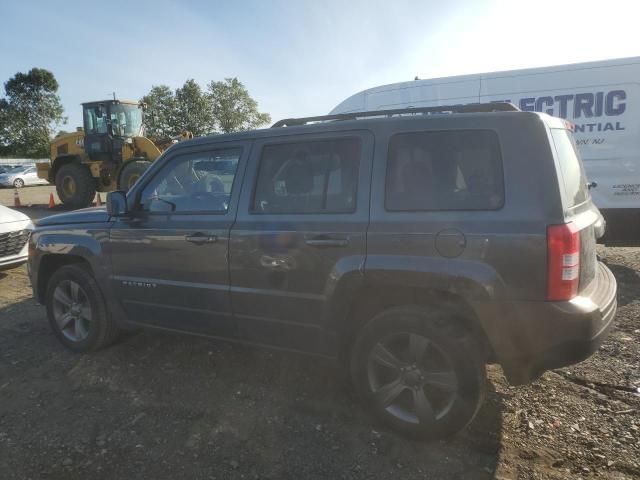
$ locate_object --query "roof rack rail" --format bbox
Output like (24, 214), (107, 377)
(271, 102), (520, 128)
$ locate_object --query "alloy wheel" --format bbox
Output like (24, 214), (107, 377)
(51, 280), (92, 342)
(367, 332), (458, 427)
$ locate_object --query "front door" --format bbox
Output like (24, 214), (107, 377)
(82, 103), (113, 163)
(229, 132), (373, 354)
(109, 142), (249, 337)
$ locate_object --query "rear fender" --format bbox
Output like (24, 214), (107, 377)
(363, 255), (507, 301)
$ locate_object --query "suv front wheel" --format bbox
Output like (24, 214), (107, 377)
(45, 264), (120, 352)
(350, 305), (486, 440)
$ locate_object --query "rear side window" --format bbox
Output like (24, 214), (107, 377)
(386, 130), (504, 211)
(252, 138), (361, 214)
(550, 129), (589, 207)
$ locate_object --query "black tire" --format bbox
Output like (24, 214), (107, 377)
(55, 163), (96, 209)
(118, 160), (152, 191)
(45, 264), (120, 352)
(350, 305), (486, 440)
(13, 178), (24, 188)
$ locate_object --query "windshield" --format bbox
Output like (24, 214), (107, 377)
(109, 104), (144, 137)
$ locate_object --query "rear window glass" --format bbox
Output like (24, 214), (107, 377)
(385, 130), (504, 211)
(550, 129), (589, 207)
(252, 138), (360, 214)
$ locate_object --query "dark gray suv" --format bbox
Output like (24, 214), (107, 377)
(28, 104), (617, 439)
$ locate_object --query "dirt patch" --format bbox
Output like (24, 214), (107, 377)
(0, 248), (638, 479)
(0, 185), (58, 208)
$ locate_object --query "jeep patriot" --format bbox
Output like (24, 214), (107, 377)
(28, 104), (617, 439)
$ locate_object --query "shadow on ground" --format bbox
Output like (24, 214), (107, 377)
(606, 262), (640, 307)
(0, 298), (504, 479)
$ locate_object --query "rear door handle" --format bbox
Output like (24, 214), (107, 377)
(185, 233), (217, 244)
(305, 235), (350, 247)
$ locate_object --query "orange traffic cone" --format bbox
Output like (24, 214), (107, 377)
(13, 188), (21, 207)
(48, 193), (56, 209)
(95, 193), (103, 206)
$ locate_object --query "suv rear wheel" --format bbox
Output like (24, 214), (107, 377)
(350, 305), (486, 440)
(45, 264), (120, 352)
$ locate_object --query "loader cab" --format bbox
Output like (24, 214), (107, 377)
(82, 100), (145, 164)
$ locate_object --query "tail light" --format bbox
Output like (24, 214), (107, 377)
(547, 222), (580, 301)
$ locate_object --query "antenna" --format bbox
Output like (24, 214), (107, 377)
(112, 92), (116, 101)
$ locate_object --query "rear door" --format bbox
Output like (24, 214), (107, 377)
(229, 131), (373, 354)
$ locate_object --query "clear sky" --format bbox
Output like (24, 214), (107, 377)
(1, 0), (639, 130)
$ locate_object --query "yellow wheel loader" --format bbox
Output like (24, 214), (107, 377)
(37, 100), (192, 209)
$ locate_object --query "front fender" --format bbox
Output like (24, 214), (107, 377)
(29, 227), (111, 302)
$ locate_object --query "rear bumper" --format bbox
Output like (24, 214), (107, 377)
(474, 261), (617, 385)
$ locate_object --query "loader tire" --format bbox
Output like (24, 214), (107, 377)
(55, 163), (96, 209)
(118, 160), (152, 191)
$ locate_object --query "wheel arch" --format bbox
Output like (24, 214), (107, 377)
(35, 254), (93, 304)
(332, 282), (495, 364)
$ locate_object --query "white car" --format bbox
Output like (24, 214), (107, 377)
(0, 165), (49, 188)
(0, 204), (33, 271)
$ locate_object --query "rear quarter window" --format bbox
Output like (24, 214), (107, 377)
(550, 129), (589, 207)
(385, 129), (504, 211)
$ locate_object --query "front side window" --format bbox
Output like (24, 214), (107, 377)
(139, 148), (241, 213)
(386, 130), (504, 211)
(83, 106), (108, 135)
(252, 138), (361, 214)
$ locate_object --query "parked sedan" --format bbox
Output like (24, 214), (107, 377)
(0, 204), (33, 271)
(0, 165), (49, 188)
(0, 165), (20, 174)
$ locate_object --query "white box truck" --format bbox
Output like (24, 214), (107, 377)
(330, 57), (640, 244)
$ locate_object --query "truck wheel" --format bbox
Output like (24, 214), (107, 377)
(55, 163), (96, 209)
(45, 264), (120, 352)
(118, 160), (152, 191)
(350, 305), (486, 440)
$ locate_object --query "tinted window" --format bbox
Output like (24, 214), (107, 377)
(252, 138), (360, 214)
(550, 129), (589, 207)
(139, 148), (240, 213)
(386, 130), (504, 211)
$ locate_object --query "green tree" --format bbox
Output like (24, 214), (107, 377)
(141, 84), (177, 139)
(174, 79), (213, 137)
(0, 68), (66, 157)
(141, 77), (270, 138)
(207, 78), (271, 133)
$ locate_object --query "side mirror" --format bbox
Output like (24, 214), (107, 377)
(106, 191), (128, 216)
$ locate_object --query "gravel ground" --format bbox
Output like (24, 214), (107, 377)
(0, 246), (638, 479)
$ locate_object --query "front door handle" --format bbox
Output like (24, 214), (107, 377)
(305, 235), (350, 247)
(185, 233), (217, 244)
